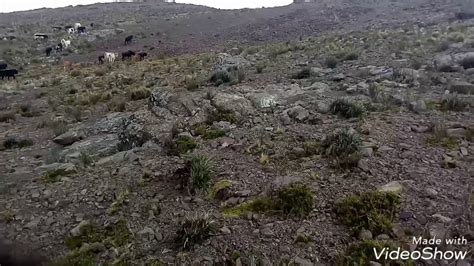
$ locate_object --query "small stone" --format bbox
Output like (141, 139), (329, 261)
(432, 214), (452, 223)
(442, 156), (456, 168)
(358, 159), (370, 172)
(446, 128), (466, 138)
(400, 211), (414, 221)
(70, 220), (90, 236)
(424, 188), (438, 198)
(378, 181), (403, 193)
(260, 227), (274, 237)
(460, 147), (468, 156)
(411, 125), (430, 133)
(292, 256), (313, 266)
(220, 227), (231, 234)
(358, 229), (373, 240)
(376, 234), (390, 241)
(138, 227), (155, 240)
(378, 145), (393, 152)
(369, 262), (382, 266)
(360, 147), (374, 157)
(391, 223), (405, 239)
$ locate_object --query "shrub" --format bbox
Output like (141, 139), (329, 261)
(425, 124), (458, 149)
(79, 151), (94, 167)
(447, 32), (464, 43)
(321, 128), (362, 168)
(65, 106), (83, 122)
(325, 56), (338, 69)
(70, 70), (82, 77)
(209, 108), (238, 124)
(292, 67), (312, 79)
(3, 137), (34, 149)
(193, 124), (225, 140)
(175, 214), (216, 250)
(256, 63), (266, 73)
(19, 103), (41, 117)
(49, 120), (68, 137)
(210, 70), (231, 86)
(335, 191), (401, 235)
(169, 135), (197, 155)
(438, 40), (451, 52)
(108, 98), (127, 112)
(222, 197), (276, 218)
(277, 183), (313, 217)
(329, 98), (366, 118)
(185, 75), (200, 91)
(130, 87), (151, 101)
(188, 154), (214, 191)
(441, 93), (467, 111)
(65, 220), (131, 250)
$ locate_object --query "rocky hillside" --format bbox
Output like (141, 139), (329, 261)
(0, 0), (473, 265)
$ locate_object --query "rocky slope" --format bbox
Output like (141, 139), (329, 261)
(0, 0), (473, 265)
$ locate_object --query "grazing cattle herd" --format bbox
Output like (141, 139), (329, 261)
(0, 23), (151, 81)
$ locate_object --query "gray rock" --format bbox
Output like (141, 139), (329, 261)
(247, 92), (279, 109)
(53, 131), (83, 146)
(434, 54), (456, 72)
(305, 82), (329, 92)
(220, 227), (231, 234)
(292, 256), (314, 266)
(212, 92), (253, 115)
(60, 134), (119, 163)
(460, 147), (468, 156)
(358, 229), (373, 240)
(96, 150), (138, 165)
(448, 80), (474, 94)
(138, 227), (155, 240)
(331, 73), (345, 81)
(446, 128), (466, 138)
(424, 188), (438, 198)
(285, 105), (310, 122)
(316, 102), (330, 114)
(149, 87), (199, 116)
(360, 147), (374, 157)
(432, 214), (452, 223)
(214, 53), (251, 72)
(40, 163), (77, 175)
(376, 234), (390, 240)
(358, 159), (370, 172)
(378, 181), (403, 193)
(260, 227), (274, 237)
(408, 100), (427, 113)
(70, 220), (90, 237)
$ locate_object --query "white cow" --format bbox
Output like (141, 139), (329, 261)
(61, 39), (71, 49)
(104, 52), (118, 63)
(74, 23), (82, 29)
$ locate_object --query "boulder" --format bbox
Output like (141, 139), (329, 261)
(60, 134), (119, 163)
(212, 93), (254, 115)
(378, 181), (403, 193)
(96, 151), (139, 165)
(447, 80), (474, 94)
(214, 53), (251, 72)
(53, 131), (84, 146)
(284, 105), (310, 122)
(149, 87), (199, 116)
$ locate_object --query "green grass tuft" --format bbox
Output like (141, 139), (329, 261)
(330, 98), (366, 119)
(175, 214), (216, 250)
(321, 129), (362, 168)
(335, 191), (401, 235)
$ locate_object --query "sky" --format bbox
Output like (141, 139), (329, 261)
(0, 0), (292, 13)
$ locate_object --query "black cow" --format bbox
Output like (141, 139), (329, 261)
(55, 43), (63, 52)
(45, 47), (53, 56)
(0, 69), (19, 80)
(77, 26), (86, 34)
(98, 55), (105, 64)
(122, 50), (135, 61)
(90, 23), (94, 27)
(124, 35), (133, 45)
(138, 52), (148, 61)
(0, 63), (7, 70)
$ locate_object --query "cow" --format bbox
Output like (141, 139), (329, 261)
(98, 55), (105, 64)
(67, 28), (76, 34)
(105, 52), (118, 63)
(0, 63), (7, 70)
(138, 52), (148, 61)
(0, 69), (19, 80)
(90, 23), (94, 27)
(124, 35), (133, 45)
(74, 23), (82, 29)
(52, 26), (63, 31)
(34, 34), (48, 40)
(0, 238), (47, 266)
(45, 47), (53, 56)
(77, 26), (86, 34)
(55, 43), (63, 52)
(122, 50), (136, 61)
(61, 39), (71, 49)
